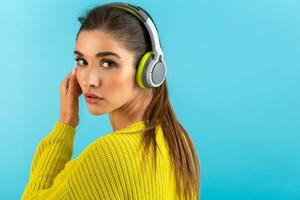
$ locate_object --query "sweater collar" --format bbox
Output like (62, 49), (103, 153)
(113, 120), (146, 134)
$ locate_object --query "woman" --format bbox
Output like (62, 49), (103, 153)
(21, 2), (200, 200)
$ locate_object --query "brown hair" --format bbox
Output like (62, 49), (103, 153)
(76, 3), (200, 200)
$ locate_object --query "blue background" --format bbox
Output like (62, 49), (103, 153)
(0, 0), (299, 199)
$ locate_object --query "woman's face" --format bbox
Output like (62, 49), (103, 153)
(75, 30), (142, 115)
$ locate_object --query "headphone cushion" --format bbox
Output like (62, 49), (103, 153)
(136, 51), (153, 88)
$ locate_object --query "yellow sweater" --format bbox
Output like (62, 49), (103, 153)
(21, 121), (183, 199)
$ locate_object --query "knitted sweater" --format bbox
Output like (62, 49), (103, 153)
(21, 120), (184, 200)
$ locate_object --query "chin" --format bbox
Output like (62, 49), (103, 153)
(86, 105), (107, 115)
(88, 109), (107, 116)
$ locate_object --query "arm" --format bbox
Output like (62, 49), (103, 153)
(22, 130), (123, 199)
(21, 121), (76, 200)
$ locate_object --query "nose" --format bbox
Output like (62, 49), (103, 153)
(83, 64), (101, 91)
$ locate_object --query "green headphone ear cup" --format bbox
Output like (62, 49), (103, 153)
(136, 51), (153, 88)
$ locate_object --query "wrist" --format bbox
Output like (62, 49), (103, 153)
(59, 120), (76, 129)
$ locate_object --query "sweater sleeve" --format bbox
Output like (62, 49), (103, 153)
(21, 125), (125, 199)
(21, 121), (76, 200)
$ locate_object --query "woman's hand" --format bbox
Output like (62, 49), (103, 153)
(59, 66), (82, 128)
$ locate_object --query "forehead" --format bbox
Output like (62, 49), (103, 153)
(75, 30), (128, 58)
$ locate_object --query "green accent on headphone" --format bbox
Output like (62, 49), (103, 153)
(110, 5), (142, 21)
(136, 51), (153, 89)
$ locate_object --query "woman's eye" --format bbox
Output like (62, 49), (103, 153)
(101, 60), (116, 69)
(74, 58), (116, 69)
(75, 58), (86, 66)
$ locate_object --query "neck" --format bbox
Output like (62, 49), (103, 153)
(109, 90), (152, 132)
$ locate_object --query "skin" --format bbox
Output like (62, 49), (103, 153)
(59, 30), (153, 131)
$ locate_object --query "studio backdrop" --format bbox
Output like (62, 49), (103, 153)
(0, 0), (299, 199)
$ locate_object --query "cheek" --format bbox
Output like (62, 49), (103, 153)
(103, 71), (135, 100)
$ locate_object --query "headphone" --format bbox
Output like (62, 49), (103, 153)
(105, 2), (167, 89)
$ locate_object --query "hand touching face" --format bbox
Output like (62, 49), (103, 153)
(59, 66), (82, 128)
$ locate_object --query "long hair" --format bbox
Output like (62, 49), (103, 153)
(76, 3), (200, 200)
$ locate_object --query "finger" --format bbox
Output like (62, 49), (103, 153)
(66, 69), (74, 86)
(68, 67), (77, 95)
(61, 70), (73, 95)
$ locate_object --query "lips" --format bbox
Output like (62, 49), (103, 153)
(85, 96), (103, 104)
(84, 92), (103, 99)
(84, 92), (104, 104)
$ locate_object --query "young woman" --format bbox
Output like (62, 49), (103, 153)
(22, 2), (200, 200)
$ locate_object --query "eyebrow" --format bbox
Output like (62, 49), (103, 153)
(74, 50), (121, 59)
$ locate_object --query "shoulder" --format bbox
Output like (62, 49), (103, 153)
(78, 133), (142, 163)
(96, 132), (141, 149)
